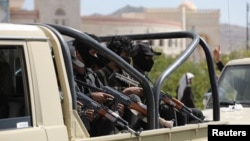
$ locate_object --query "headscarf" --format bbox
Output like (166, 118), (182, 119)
(177, 72), (194, 100)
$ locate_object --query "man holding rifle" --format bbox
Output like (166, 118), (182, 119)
(72, 33), (126, 137)
(132, 42), (204, 126)
(76, 91), (141, 136)
(95, 36), (144, 128)
(96, 37), (174, 130)
(129, 42), (176, 129)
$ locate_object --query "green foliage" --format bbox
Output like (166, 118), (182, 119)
(221, 48), (250, 64)
(147, 49), (250, 109)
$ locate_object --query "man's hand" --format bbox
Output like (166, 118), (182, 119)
(116, 103), (125, 116)
(122, 86), (144, 97)
(76, 101), (95, 122)
(90, 92), (114, 104)
(84, 109), (95, 122)
(213, 45), (221, 63)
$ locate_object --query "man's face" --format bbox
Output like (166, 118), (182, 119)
(88, 49), (98, 57)
(133, 54), (154, 72)
(120, 50), (131, 64)
(76, 51), (84, 63)
(144, 55), (153, 60)
(188, 78), (193, 84)
(73, 63), (85, 74)
(76, 48), (99, 69)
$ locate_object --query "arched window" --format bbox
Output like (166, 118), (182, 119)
(168, 39), (172, 47)
(54, 8), (66, 25)
(149, 40), (154, 46)
(159, 39), (164, 46)
(55, 9), (65, 16)
(173, 39), (177, 48)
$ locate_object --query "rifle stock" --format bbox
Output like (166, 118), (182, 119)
(129, 102), (147, 116)
(160, 93), (203, 122)
(101, 86), (147, 114)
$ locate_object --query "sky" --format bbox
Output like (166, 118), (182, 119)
(22, 0), (250, 27)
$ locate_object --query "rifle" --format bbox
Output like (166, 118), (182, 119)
(76, 91), (141, 136)
(75, 79), (174, 128)
(113, 72), (204, 123)
(160, 92), (203, 122)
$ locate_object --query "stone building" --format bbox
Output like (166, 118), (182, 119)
(118, 0), (220, 58)
(81, 16), (183, 56)
(5, 0), (80, 29)
(3, 0), (220, 58)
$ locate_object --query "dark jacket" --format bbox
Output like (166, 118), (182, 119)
(216, 61), (224, 72)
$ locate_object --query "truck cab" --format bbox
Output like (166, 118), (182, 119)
(203, 58), (250, 124)
(0, 23), (223, 141)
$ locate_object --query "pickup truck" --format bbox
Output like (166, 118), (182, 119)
(0, 23), (223, 141)
(203, 58), (250, 124)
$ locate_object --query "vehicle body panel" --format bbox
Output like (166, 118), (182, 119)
(77, 121), (226, 141)
(203, 107), (250, 124)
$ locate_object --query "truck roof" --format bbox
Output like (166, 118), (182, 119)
(0, 23), (47, 39)
(226, 58), (250, 66)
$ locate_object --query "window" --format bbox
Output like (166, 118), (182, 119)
(168, 39), (172, 47)
(0, 46), (31, 130)
(54, 8), (67, 25)
(173, 39), (178, 48)
(149, 40), (154, 46)
(159, 39), (164, 46)
(55, 8), (66, 16)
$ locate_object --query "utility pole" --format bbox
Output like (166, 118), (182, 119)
(247, 2), (249, 50)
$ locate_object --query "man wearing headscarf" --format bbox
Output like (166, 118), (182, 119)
(73, 33), (124, 137)
(176, 72), (204, 125)
(132, 42), (175, 129)
(132, 42), (161, 75)
(177, 72), (195, 108)
(95, 35), (143, 129)
(96, 35), (143, 96)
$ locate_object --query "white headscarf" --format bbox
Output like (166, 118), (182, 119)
(177, 72), (194, 100)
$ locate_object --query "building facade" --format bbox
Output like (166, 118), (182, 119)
(81, 16), (183, 56)
(5, 0), (220, 58)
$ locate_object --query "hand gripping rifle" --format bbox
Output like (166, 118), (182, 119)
(113, 72), (204, 123)
(76, 91), (141, 136)
(160, 92), (203, 122)
(75, 79), (174, 128)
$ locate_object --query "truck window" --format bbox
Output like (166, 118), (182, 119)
(0, 46), (31, 130)
(219, 66), (247, 102)
(205, 65), (250, 109)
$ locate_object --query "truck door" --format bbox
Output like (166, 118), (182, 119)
(0, 42), (49, 141)
(0, 41), (67, 141)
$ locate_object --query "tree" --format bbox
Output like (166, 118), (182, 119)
(148, 48), (250, 109)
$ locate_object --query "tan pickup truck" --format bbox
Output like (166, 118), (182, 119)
(0, 23), (224, 141)
(203, 58), (250, 124)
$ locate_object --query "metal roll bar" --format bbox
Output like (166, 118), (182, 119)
(35, 23), (219, 129)
(45, 24), (157, 129)
(100, 32), (220, 128)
